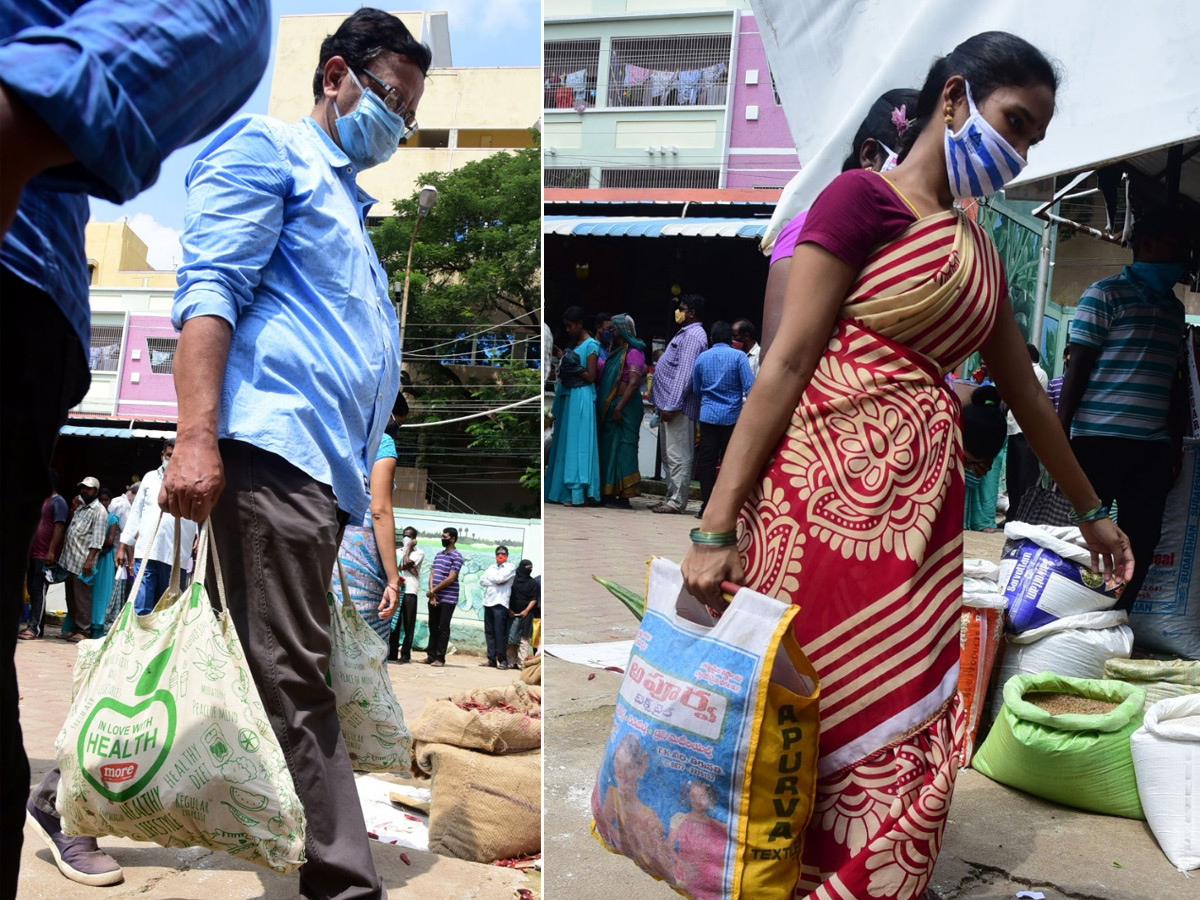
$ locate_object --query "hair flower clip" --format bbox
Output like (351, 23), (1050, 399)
(891, 104), (911, 136)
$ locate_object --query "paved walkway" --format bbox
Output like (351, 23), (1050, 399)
(543, 498), (1182, 900)
(14, 632), (538, 899)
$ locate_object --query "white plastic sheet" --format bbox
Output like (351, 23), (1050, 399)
(750, 0), (1200, 250)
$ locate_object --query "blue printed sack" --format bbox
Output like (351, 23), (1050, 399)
(591, 558), (819, 900)
(999, 522), (1120, 633)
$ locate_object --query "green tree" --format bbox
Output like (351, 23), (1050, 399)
(371, 131), (541, 335)
(370, 133), (542, 517)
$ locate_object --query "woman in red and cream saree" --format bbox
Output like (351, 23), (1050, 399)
(682, 34), (1133, 900)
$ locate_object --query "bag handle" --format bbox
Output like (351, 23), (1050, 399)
(193, 519), (229, 613)
(168, 516), (183, 598)
(334, 557), (352, 603)
(645, 558), (791, 638)
(127, 505), (165, 607)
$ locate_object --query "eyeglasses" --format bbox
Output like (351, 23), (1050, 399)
(357, 68), (419, 139)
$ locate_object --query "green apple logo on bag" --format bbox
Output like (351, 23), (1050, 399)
(78, 644), (177, 803)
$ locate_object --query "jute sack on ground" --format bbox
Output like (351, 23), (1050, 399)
(414, 742), (540, 862)
(409, 683), (541, 753)
(519, 654), (541, 685)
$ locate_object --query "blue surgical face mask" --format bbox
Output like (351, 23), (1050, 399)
(334, 69), (406, 171)
(1129, 261), (1186, 295)
(944, 81), (1027, 199)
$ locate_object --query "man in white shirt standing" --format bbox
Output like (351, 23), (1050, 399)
(107, 482), (137, 533)
(392, 525), (425, 663)
(116, 440), (197, 613)
(479, 544), (516, 669)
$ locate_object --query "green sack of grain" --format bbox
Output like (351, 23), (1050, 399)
(973, 672), (1146, 819)
(1103, 658), (1200, 707)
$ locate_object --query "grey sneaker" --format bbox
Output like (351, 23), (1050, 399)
(26, 799), (123, 886)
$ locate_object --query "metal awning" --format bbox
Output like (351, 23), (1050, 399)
(59, 425), (176, 439)
(543, 215), (769, 239)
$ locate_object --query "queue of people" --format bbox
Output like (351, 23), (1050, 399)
(545, 308), (649, 509)
(545, 300), (764, 516)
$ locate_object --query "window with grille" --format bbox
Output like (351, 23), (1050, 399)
(544, 167), (591, 189)
(600, 168), (720, 190)
(607, 34), (731, 108)
(544, 39), (600, 110)
(399, 128), (450, 148)
(89, 325), (123, 372)
(145, 337), (179, 375)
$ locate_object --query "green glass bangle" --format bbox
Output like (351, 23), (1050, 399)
(689, 528), (738, 546)
(1069, 503), (1111, 525)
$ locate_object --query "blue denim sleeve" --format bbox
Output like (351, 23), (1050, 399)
(740, 354), (754, 393)
(173, 117), (291, 330)
(0, 0), (270, 203)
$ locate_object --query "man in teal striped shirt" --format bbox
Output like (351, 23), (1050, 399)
(1058, 207), (1192, 611)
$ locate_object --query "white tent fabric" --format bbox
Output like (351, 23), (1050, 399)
(752, 0), (1200, 251)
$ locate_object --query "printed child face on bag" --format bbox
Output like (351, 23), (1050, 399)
(591, 560), (820, 900)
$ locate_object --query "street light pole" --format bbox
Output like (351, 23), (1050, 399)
(397, 184), (439, 361)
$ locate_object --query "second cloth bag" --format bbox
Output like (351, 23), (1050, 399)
(328, 560), (413, 772)
(591, 558), (819, 900)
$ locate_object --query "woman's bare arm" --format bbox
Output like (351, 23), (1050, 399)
(682, 244), (856, 603)
(981, 299), (1134, 584)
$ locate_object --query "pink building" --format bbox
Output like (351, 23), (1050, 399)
(115, 313), (180, 419)
(725, 14), (800, 190)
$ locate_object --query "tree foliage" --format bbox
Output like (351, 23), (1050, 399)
(369, 133), (542, 517)
(371, 131), (541, 336)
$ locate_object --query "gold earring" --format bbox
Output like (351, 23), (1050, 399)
(943, 102), (954, 125)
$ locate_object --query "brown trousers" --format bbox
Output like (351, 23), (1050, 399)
(206, 439), (379, 900)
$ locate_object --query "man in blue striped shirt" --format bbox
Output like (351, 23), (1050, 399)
(692, 322), (755, 517)
(2, 2), (269, 889)
(1059, 207), (1191, 612)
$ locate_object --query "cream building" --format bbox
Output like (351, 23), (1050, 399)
(84, 221), (176, 290)
(268, 11), (542, 216)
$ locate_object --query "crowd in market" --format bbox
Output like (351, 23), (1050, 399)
(545, 301), (762, 517)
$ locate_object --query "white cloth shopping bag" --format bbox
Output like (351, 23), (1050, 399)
(55, 518), (306, 873)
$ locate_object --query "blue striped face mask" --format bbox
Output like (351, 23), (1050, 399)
(944, 82), (1027, 199)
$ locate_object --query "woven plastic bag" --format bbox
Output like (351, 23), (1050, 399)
(328, 561), (412, 772)
(591, 558), (819, 900)
(55, 521), (306, 872)
(959, 560), (1007, 766)
(1130, 694), (1200, 872)
(973, 672), (1146, 819)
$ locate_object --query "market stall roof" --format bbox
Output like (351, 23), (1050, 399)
(751, 0), (1200, 248)
(543, 215), (769, 240)
(60, 422), (177, 440)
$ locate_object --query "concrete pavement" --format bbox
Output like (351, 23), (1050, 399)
(542, 496), (1189, 900)
(14, 633), (540, 900)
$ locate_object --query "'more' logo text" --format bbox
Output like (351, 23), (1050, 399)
(101, 763), (138, 784)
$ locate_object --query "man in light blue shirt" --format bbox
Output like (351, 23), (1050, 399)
(161, 10), (430, 900)
(2, 2), (269, 890)
(692, 321), (755, 518)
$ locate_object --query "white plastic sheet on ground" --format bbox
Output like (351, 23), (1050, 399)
(750, 0), (1200, 251)
(355, 775), (430, 851)
(544, 641), (634, 671)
